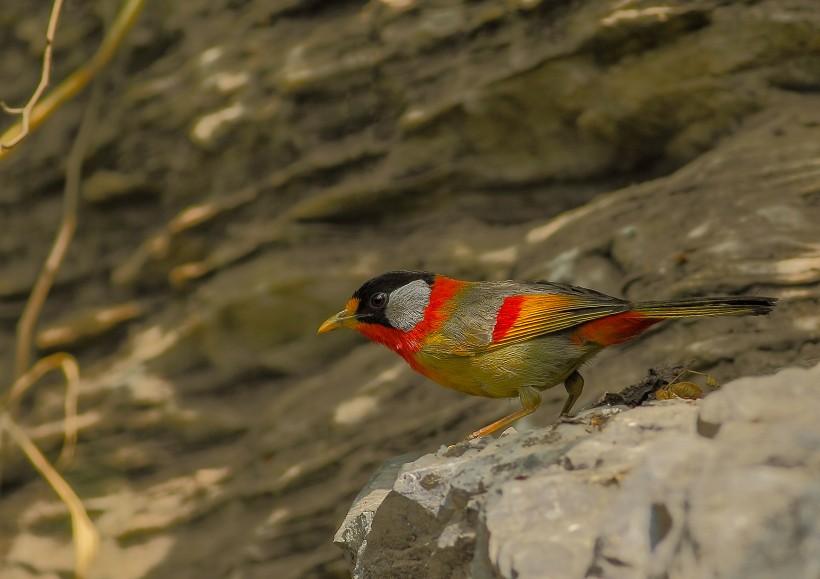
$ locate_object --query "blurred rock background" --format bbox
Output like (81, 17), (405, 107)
(0, 0), (818, 577)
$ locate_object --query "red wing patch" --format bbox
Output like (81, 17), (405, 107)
(488, 294), (631, 350)
(492, 295), (524, 342)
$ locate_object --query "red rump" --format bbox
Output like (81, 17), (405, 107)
(572, 311), (661, 346)
(492, 295), (525, 342)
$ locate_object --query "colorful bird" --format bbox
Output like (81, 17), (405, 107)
(318, 271), (776, 439)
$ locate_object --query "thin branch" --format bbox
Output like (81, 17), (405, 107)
(0, 0), (145, 159)
(2, 352), (82, 465)
(0, 76), (102, 579)
(0, 0), (65, 150)
(15, 80), (101, 378)
(0, 414), (99, 579)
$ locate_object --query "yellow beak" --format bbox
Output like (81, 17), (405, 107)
(317, 298), (360, 334)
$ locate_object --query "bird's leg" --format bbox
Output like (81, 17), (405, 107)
(467, 386), (541, 440)
(560, 370), (584, 416)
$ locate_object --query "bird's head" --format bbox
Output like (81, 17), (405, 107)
(318, 271), (436, 338)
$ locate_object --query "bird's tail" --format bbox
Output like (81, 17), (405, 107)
(634, 295), (777, 319)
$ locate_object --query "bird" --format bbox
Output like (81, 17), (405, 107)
(317, 270), (776, 439)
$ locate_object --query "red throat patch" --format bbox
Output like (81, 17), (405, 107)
(355, 276), (465, 361)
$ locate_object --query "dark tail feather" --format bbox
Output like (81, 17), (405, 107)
(634, 296), (777, 319)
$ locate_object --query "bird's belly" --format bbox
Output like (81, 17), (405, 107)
(414, 336), (600, 399)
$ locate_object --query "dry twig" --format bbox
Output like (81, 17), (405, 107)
(4, 352), (81, 464)
(0, 414), (98, 578)
(1, 1), (147, 576)
(0, 0), (65, 150)
(14, 75), (102, 378)
(1, 66), (103, 579)
(0, 351), (93, 576)
(0, 0), (145, 158)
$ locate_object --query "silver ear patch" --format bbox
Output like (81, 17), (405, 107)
(385, 279), (431, 332)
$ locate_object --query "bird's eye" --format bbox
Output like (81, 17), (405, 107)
(370, 292), (388, 308)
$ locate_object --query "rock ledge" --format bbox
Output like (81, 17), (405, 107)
(336, 363), (820, 579)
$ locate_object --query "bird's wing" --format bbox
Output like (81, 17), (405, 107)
(450, 282), (632, 355)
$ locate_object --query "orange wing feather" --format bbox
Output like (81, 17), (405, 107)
(487, 293), (631, 350)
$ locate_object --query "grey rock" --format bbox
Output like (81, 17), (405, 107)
(1, 0), (819, 577)
(337, 363), (820, 578)
(334, 453), (424, 574)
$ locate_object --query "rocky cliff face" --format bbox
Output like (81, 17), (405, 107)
(0, 0), (818, 578)
(336, 363), (820, 579)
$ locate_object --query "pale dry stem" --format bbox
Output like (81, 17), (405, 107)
(0, 353), (90, 575)
(0, 415), (99, 579)
(0, 352), (88, 575)
(2, 40), (104, 579)
(14, 76), (101, 378)
(4, 353), (81, 465)
(0, 0), (145, 158)
(1, 2), (144, 576)
(0, 0), (65, 150)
